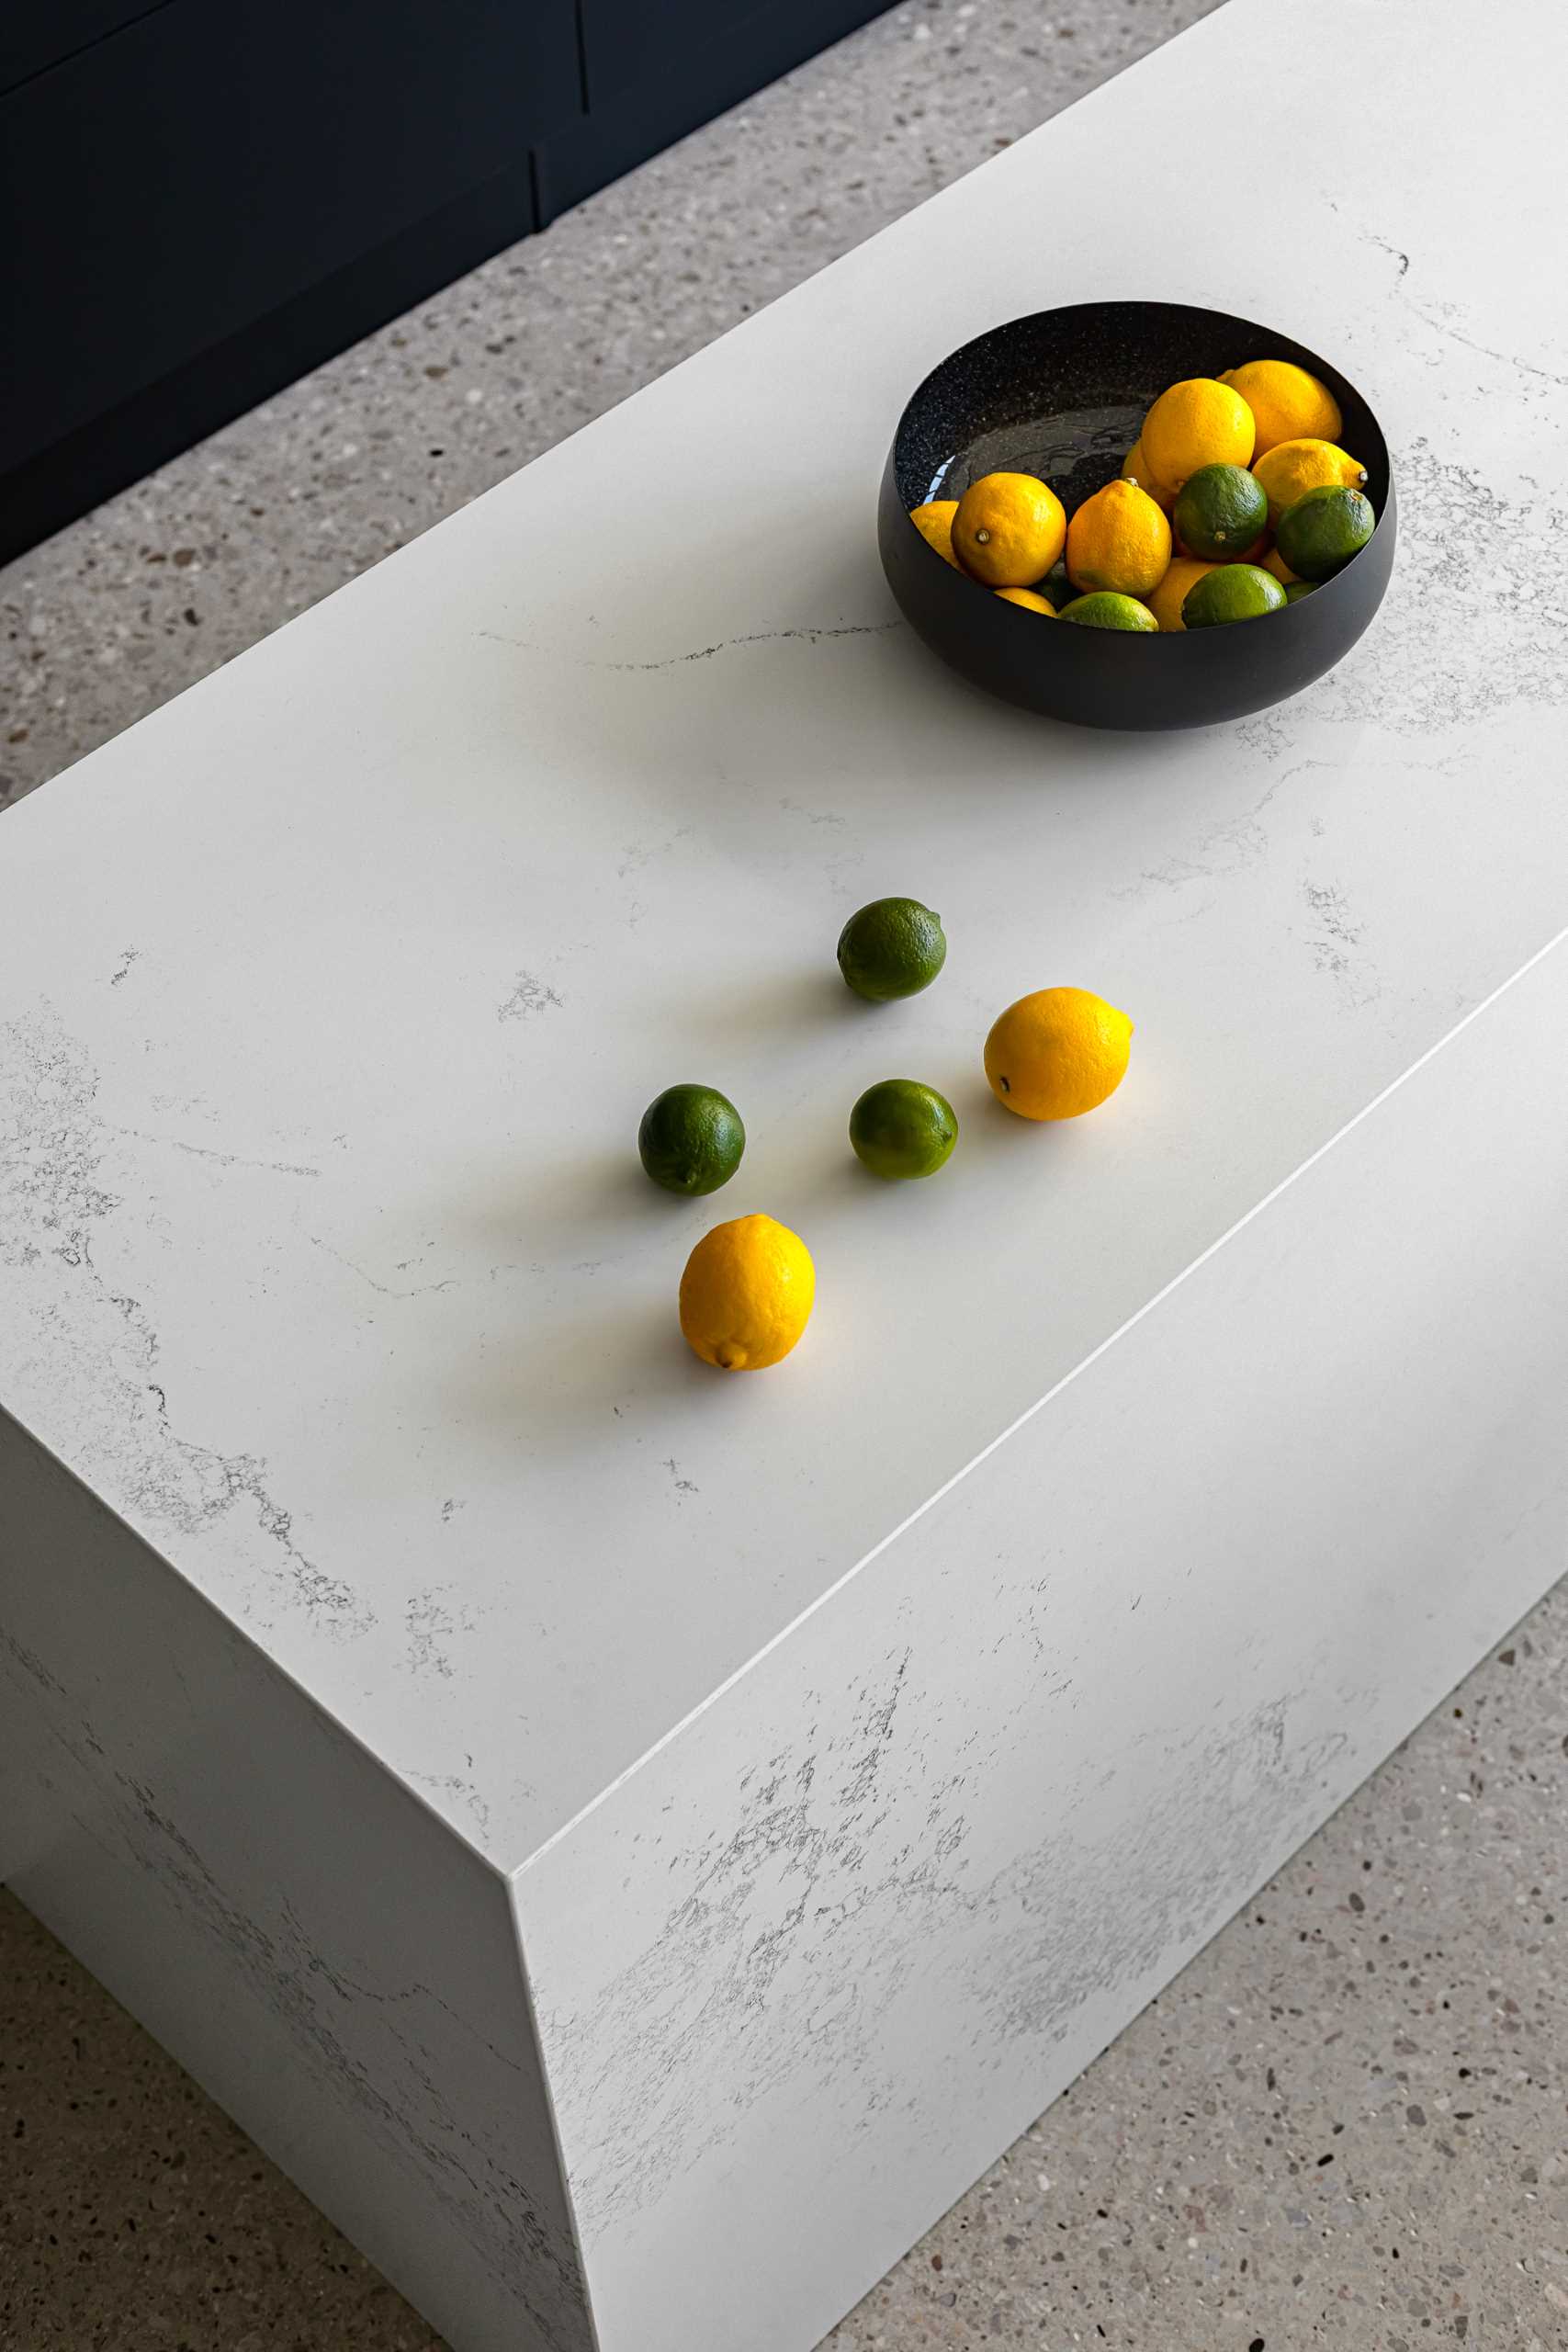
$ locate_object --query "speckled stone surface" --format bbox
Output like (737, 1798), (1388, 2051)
(7, 1601), (1564, 2350)
(0, 0), (1221, 811)
(824, 1595), (1568, 2349)
(0, 1888), (445, 2351)
(5, 0), (1565, 2347)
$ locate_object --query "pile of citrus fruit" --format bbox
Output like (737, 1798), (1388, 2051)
(910, 356), (1375, 633)
(640, 899), (1133, 1374)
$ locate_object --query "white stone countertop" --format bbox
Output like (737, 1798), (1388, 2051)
(3, 0), (1564, 1872)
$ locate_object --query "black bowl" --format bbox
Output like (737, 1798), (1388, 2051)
(878, 300), (1394, 731)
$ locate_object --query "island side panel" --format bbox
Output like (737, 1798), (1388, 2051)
(0, 1424), (592, 2352)
(516, 940), (1568, 2352)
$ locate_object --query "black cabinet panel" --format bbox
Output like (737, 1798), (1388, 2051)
(0, 0), (580, 463)
(580, 0), (737, 107)
(0, 157), (540, 564)
(0, 0), (897, 564)
(0, 1), (164, 96)
(538, 0), (890, 222)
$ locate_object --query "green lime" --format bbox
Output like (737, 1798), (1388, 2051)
(1056, 592), (1158, 631)
(1041, 562), (1075, 610)
(837, 897), (947, 1002)
(1170, 463), (1269, 561)
(849, 1079), (958, 1181)
(1282, 579), (1319, 604)
(1275, 483), (1375, 581)
(1180, 563), (1287, 628)
(637, 1083), (745, 1195)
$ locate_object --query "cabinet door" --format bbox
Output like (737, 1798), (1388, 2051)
(578, 0), (734, 107)
(538, 0), (888, 226)
(0, 0), (581, 465)
(1, 2), (157, 94)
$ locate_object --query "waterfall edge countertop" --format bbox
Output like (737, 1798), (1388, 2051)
(3, 0), (1566, 1871)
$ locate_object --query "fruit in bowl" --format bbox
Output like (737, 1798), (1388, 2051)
(908, 345), (1378, 642)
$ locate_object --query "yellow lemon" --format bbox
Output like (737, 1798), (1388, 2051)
(1260, 543), (1300, 587)
(1065, 480), (1172, 598)
(1121, 439), (1175, 514)
(1147, 555), (1218, 633)
(952, 472), (1066, 587)
(984, 988), (1134, 1122)
(1220, 358), (1342, 459)
(909, 500), (961, 568)
(679, 1213), (815, 1372)
(1141, 379), (1255, 491)
(1251, 437), (1369, 526)
(995, 587), (1055, 615)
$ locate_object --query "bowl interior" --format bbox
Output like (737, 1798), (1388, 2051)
(893, 300), (1391, 533)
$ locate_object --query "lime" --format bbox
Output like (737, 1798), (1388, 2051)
(638, 1083), (745, 1195)
(837, 898), (947, 1002)
(1282, 580), (1319, 604)
(1180, 564), (1287, 628)
(1147, 556), (1217, 633)
(1171, 463), (1269, 561)
(1275, 484), (1375, 581)
(1056, 592), (1158, 631)
(1041, 562), (1076, 611)
(849, 1079), (958, 1181)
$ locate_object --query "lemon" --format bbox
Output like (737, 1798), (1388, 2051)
(1121, 439), (1175, 514)
(952, 472), (1066, 587)
(1261, 543), (1300, 587)
(909, 500), (961, 568)
(1140, 379), (1255, 491)
(1056, 593), (1157, 631)
(1180, 563), (1287, 628)
(1220, 358), (1342, 459)
(1065, 479), (1171, 597)
(985, 987), (1134, 1121)
(1251, 438), (1368, 527)
(994, 587), (1055, 615)
(1147, 555), (1218, 633)
(679, 1213), (815, 1372)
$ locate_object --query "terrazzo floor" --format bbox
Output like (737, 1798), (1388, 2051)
(4, 1), (1565, 2346)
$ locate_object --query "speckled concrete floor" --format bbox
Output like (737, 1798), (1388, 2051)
(6, 1604), (1565, 2351)
(1, 0), (1219, 811)
(3, 1), (1564, 2346)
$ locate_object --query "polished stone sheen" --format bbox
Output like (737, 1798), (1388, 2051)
(0, 0), (1224, 815)
(5, 2), (1568, 2349)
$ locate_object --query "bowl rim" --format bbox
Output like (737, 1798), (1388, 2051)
(893, 298), (1393, 637)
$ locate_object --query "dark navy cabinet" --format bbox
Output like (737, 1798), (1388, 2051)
(0, 0), (890, 563)
(536, 0), (891, 224)
(0, 0), (156, 94)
